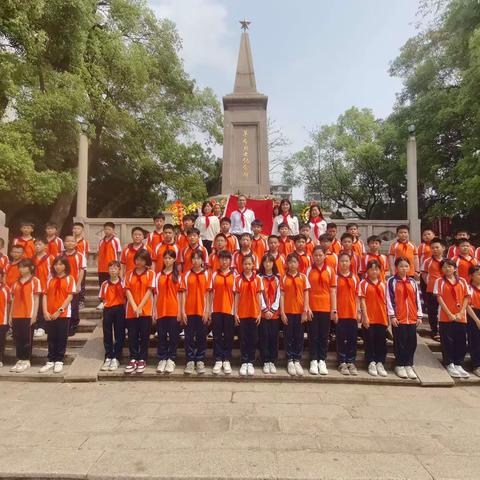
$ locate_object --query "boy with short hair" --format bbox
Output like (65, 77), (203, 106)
(346, 223), (365, 259)
(388, 225), (419, 278)
(293, 235), (312, 274)
(73, 222), (89, 309)
(251, 220), (268, 261)
(233, 233), (259, 274)
(453, 239), (478, 281)
(13, 221), (35, 258)
(421, 237), (445, 341)
(327, 223), (342, 255)
(267, 235), (286, 276)
(179, 228), (209, 273)
(278, 222), (294, 257)
(340, 233), (359, 275)
(64, 235), (87, 336)
(121, 227), (151, 277)
(32, 238), (54, 337)
(176, 215), (196, 252)
(208, 234), (228, 271)
(319, 234), (338, 271)
(418, 228), (435, 267)
(360, 235), (388, 280)
(5, 245), (24, 288)
(146, 213), (165, 252)
(45, 222), (64, 257)
(219, 217), (239, 253)
(97, 222), (122, 309)
(153, 224), (179, 273)
(447, 230), (474, 259)
(300, 224), (316, 257)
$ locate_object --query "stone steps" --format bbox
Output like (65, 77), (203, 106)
(99, 353), (421, 386)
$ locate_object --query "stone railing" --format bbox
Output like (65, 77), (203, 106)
(0, 210), (9, 243)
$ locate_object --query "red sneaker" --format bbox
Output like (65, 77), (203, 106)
(124, 360), (137, 374)
(136, 360), (146, 374)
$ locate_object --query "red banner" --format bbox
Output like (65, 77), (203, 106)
(225, 195), (274, 235)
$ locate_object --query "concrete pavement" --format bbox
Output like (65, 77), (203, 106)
(0, 381), (479, 479)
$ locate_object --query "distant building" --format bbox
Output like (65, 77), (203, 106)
(270, 183), (292, 201)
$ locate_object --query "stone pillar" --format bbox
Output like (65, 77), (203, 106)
(76, 130), (89, 219)
(0, 210), (8, 243)
(407, 128), (421, 245)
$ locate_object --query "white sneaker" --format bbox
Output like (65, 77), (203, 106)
(212, 361), (223, 375)
(446, 363), (460, 378)
(405, 366), (417, 380)
(196, 361), (206, 374)
(53, 361), (63, 373)
(223, 361), (232, 374)
(109, 359), (120, 371)
(39, 361), (55, 373)
(269, 362), (277, 374)
(16, 360), (31, 373)
(287, 360), (296, 376)
(294, 361), (304, 376)
(239, 363), (248, 376)
(247, 363), (254, 376)
(0, 362), (3, 368)
(263, 363), (270, 374)
(165, 359), (175, 374)
(33, 328), (45, 337)
(309, 360), (319, 375)
(376, 362), (387, 377)
(101, 358), (112, 371)
(455, 365), (470, 378)
(318, 360), (328, 375)
(368, 361), (378, 377)
(10, 361), (21, 372)
(394, 366), (408, 379)
(96, 302), (104, 310)
(184, 361), (195, 375)
(156, 360), (167, 373)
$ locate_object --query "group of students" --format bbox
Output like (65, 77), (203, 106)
(1, 202), (480, 380)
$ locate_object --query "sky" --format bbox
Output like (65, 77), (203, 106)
(149, 0), (422, 197)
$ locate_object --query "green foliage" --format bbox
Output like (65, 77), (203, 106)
(284, 107), (405, 219)
(388, 0), (480, 219)
(0, 0), (222, 222)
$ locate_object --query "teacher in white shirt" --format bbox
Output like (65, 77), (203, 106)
(230, 194), (255, 236)
(194, 201), (220, 253)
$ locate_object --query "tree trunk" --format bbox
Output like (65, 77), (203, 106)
(49, 191), (76, 231)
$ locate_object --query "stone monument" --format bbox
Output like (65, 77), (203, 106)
(221, 21), (270, 196)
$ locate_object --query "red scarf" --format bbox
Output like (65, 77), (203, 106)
(242, 272), (257, 299)
(399, 276), (411, 304)
(367, 278), (384, 303)
(286, 272), (301, 299)
(262, 275), (277, 309)
(310, 217), (322, 239)
(237, 209), (246, 228)
(204, 213), (213, 228)
(108, 280), (124, 300)
(444, 276), (461, 308)
(282, 213), (290, 225)
(16, 277), (33, 308)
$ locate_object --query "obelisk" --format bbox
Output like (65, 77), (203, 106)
(221, 21), (270, 196)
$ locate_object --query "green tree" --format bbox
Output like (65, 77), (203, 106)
(0, 0), (222, 228)
(284, 107), (404, 219)
(389, 0), (480, 220)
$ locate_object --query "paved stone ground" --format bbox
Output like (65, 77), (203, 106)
(0, 381), (479, 479)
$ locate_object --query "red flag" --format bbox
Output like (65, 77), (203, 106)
(225, 195), (274, 235)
